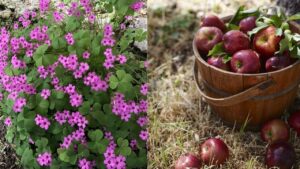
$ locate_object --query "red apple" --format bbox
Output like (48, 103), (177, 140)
(223, 30), (250, 54)
(265, 56), (292, 72)
(266, 142), (296, 169)
(201, 14), (226, 32)
(195, 27), (223, 55)
(207, 56), (230, 71)
(175, 153), (201, 169)
(200, 138), (229, 165)
(261, 119), (289, 143)
(288, 111), (300, 136)
(253, 26), (282, 59)
(239, 16), (257, 33)
(230, 49), (261, 73)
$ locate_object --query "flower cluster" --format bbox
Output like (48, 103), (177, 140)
(104, 132), (126, 169)
(0, 0), (147, 168)
(37, 152), (52, 166)
(35, 114), (51, 130)
(78, 158), (96, 169)
(65, 33), (75, 45)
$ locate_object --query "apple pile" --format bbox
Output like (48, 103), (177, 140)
(195, 7), (300, 73)
(259, 109), (300, 169)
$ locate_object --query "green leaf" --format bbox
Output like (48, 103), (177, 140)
(248, 24), (268, 37)
(292, 33), (300, 41)
(208, 43), (226, 56)
(222, 55), (232, 63)
(226, 23), (239, 30)
(54, 91), (65, 99)
(276, 28), (283, 36)
(288, 13), (300, 21)
(119, 147), (132, 156)
(88, 130), (104, 141)
(116, 70), (127, 79)
(229, 6), (259, 25)
(39, 99), (49, 109)
(109, 75), (119, 89)
(278, 36), (289, 54)
(5, 66), (13, 76)
(21, 148), (34, 165)
(43, 54), (58, 66)
(58, 148), (77, 165)
(35, 137), (48, 152)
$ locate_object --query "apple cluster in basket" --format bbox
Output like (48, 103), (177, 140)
(195, 7), (300, 74)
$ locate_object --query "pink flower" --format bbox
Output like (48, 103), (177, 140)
(35, 114), (51, 130)
(65, 33), (75, 45)
(37, 152), (52, 166)
(139, 130), (148, 141)
(78, 158), (95, 169)
(140, 83), (148, 95)
(117, 54), (127, 64)
(82, 51), (90, 59)
(130, 1), (144, 12)
(4, 117), (12, 126)
(137, 116), (148, 127)
(41, 89), (51, 99)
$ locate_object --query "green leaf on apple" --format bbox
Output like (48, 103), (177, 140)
(226, 23), (239, 30)
(292, 33), (300, 41)
(222, 55), (232, 63)
(277, 36), (289, 54)
(276, 28), (283, 36)
(229, 6), (259, 25)
(207, 43), (226, 57)
(247, 24), (268, 37)
(288, 13), (300, 21)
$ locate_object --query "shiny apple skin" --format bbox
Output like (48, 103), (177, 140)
(261, 119), (289, 143)
(223, 30), (250, 54)
(200, 138), (229, 165)
(195, 27), (223, 55)
(175, 153), (201, 169)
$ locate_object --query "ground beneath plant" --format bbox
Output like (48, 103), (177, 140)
(148, 0), (300, 168)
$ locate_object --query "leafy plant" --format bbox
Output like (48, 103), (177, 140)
(0, 0), (147, 168)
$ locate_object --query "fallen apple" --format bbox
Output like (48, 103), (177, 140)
(223, 30), (250, 54)
(201, 14), (226, 32)
(266, 142), (296, 169)
(230, 49), (261, 73)
(261, 119), (289, 143)
(195, 27), (223, 55)
(175, 153), (201, 169)
(253, 26), (281, 60)
(200, 138), (229, 165)
(239, 16), (257, 33)
(207, 56), (230, 71)
(288, 110), (300, 136)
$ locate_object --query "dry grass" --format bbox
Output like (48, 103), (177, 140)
(148, 1), (300, 168)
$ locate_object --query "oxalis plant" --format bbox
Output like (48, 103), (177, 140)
(0, 0), (148, 168)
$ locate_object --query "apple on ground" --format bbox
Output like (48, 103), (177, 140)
(195, 27), (223, 55)
(223, 30), (250, 54)
(253, 26), (282, 60)
(261, 119), (289, 143)
(288, 110), (300, 136)
(239, 16), (257, 33)
(265, 142), (296, 169)
(175, 153), (201, 169)
(201, 14), (226, 32)
(207, 56), (230, 71)
(230, 49), (261, 73)
(265, 52), (294, 72)
(200, 138), (229, 165)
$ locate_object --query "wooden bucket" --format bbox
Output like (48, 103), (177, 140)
(193, 16), (300, 129)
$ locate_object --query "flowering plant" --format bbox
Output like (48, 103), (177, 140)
(0, 0), (147, 168)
